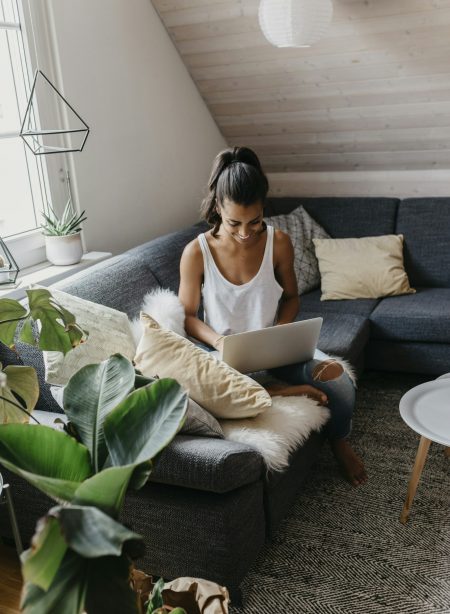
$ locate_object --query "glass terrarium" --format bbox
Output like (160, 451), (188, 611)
(0, 238), (19, 285)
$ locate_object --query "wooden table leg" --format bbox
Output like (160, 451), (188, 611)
(445, 447), (450, 458)
(400, 436), (431, 524)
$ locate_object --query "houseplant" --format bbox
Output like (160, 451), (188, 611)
(0, 290), (191, 613)
(41, 197), (87, 265)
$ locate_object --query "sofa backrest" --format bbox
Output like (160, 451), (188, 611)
(265, 197), (400, 237)
(125, 220), (209, 293)
(52, 253), (160, 318)
(396, 198), (450, 288)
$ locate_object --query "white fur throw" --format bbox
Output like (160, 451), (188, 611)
(130, 288), (186, 346)
(220, 396), (329, 472)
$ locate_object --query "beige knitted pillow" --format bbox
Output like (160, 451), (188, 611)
(313, 234), (415, 300)
(134, 313), (272, 419)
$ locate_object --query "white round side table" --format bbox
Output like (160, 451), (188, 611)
(399, 376), (450, 524)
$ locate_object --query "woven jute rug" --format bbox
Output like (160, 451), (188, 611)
(231, 371), (450, 614)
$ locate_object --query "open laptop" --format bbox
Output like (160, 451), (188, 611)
(219, 317), (323, 373)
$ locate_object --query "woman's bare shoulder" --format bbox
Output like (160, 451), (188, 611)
(181, 235), (204, 271)
(272, 228), (293, 251)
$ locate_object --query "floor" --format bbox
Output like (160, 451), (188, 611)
(231, 371), (450, 613)
(0, 543), (21, 614)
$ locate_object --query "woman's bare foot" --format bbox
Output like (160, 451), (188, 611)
(264, 382), (328, 405)
(331, 438), (367, 487)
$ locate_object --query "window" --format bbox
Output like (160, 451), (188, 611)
(0, 0), (50, 264)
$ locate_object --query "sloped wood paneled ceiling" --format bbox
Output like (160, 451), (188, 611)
(152, 0), (450, 173)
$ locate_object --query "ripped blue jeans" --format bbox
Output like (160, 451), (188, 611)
(267, 349), (355, 441)
(196, 343), (355, 441)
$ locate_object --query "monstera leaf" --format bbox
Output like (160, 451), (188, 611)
(0, 424), (92, 502)
(26, 288), (87, 354)
(0, 364), (39, 423)
(0, 298), (27, 347)
(64, 355), (136, 472)
(0, 289), (87, 354)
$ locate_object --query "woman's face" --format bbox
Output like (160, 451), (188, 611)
(218, 199), (264, 245)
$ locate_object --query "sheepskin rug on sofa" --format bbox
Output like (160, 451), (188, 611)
(220, 396), (329, 471)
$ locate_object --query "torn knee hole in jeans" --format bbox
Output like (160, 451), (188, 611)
(312, 360), (344, 382)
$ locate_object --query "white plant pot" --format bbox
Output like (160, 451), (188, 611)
(45, 232), (83, 266)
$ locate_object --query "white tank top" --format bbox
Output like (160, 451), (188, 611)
(198, 225), (283, 336)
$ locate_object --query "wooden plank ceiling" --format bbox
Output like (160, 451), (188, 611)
(152, 0), (450, 173)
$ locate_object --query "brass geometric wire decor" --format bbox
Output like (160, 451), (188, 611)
(20, 69), (90, 156)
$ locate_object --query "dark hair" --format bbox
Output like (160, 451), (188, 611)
(200, 146), (269, 236)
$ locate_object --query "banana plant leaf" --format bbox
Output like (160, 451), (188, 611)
(0, 298), (27, 347)
(22, 550), (139, 614)
(73, 465), (142, 516)
(21, 517), (68, 591)
(0, 424), (92, 502)
(0, 365), (39, 423)
(26, 288), (87, 354)
(104, 378), (188, 468)
(47, 505), (141, 558)
(63, 355), (135, 472)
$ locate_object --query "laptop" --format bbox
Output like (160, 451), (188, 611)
(219, 317), (323, 373)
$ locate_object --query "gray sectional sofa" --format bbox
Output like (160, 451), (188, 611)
(1, 196), (449, 601)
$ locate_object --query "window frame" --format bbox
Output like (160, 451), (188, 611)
(1, 0), (67, 269)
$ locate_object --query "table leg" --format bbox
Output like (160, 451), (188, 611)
(400, 436), (431, 524)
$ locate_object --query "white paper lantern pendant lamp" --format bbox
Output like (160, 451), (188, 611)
(259, 0), (333, 48)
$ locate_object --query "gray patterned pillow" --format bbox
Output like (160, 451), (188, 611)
(265, 206), (330, 295)
(183, 399), (224, 439)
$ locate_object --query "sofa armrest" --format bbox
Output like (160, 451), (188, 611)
(149, 435), (264, 493)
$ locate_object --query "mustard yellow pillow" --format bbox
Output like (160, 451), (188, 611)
(134, 314), (272, 419)
(312, 235), (415, 300)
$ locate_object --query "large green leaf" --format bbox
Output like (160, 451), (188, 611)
(22, 517), (67, 591)
(22, 550), (139, 614)
(48, 505), (141, 558)
(0, 298), (27, 347)
(73, 465), (139, 516)
(104, 378), (188, 467)
(0, 365), (39, 424)
(26, 288), (87, 354)
(64, 355), (135, 472)
(21, 550), (87, 614)
(0, 424), (92, 501)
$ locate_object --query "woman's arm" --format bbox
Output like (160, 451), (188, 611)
(273, 230), (300, 325)
(178, 239), (224, 349)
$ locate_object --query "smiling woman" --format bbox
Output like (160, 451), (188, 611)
(178, 146), (367, 487)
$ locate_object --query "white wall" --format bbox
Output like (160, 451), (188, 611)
(45, 0), (226, 254)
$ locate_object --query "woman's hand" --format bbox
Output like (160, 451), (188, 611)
(213, 335), (225, 352)
(264, 382), (328, 405)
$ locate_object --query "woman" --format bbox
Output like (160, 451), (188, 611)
(179, 146), (367, 486)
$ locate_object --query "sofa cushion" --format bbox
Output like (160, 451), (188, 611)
(370, 288), (450, 343)
(296, 311), (370, 365)
(300, 289), (379, 317)
(126, 221), (209, 293)
(15, 338), (63, 414)
(150, 435), (263, 493)
(53, 254), (160, 319)
(265, 197), (399, 238)
(366, 339), (450, 376)
(396, 198), (450, 287)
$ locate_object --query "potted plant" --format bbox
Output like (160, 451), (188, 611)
(0, 291), (229, 614)
(41, 197), (87, 266)
(0, 290), (186, 613)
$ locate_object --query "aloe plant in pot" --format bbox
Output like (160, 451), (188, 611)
(41, 196), (87, 266)
(0, 291), (191, 613)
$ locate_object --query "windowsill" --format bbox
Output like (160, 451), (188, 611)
(0, 251), (112, 300)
